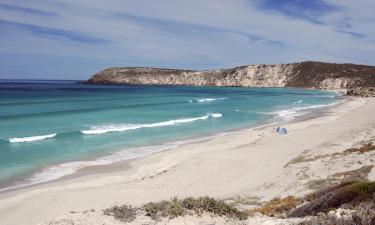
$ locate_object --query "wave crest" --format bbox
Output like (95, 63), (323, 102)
(9, 133), (57, 143)
(81, 113), (223, 135)
(275, 102), (339, 120)
(189, 98), (227, 103)
(258, 101), (340, 121)
(210, 113), (222, 118)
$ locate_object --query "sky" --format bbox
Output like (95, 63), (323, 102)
(0, 0), (375, 80)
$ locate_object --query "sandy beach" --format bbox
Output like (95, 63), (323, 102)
(0, 97), (374, 225)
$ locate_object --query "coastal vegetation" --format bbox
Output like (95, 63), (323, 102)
(300, 201), (375, 225)
(343, 142), (375, 155)
(295, 181), (375, 225)
(102, 181), (375, 224)
(286, 142), (375, 167)
(103, 205), (137, 223)
(291, 181), (375, 217)
(253, 196), (299, 217)
(104, 196), (248, 222)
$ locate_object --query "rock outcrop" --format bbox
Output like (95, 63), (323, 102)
(347, 87), (375, 97)
(87, 61), (375, 90)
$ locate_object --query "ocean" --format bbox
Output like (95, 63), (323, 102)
(0, 80), (339, 191)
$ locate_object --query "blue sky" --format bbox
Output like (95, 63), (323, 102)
(0, 0), (374, 80)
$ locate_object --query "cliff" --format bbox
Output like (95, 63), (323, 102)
(87, 61), (375, 89)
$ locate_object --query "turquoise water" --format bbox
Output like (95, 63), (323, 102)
(0, 80), (338, 190)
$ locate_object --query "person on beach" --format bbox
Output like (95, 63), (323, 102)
(275, 125), (288, 134)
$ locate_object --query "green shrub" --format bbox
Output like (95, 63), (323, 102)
(181, 197), (196, 210)
(300, 201), (375, 225)
(143, 201), (168, 220)
(142, 196), (248, 220)
(291, 181), (375, 217)
(164, 198), (185, 219)
(103, 204), (137, 223)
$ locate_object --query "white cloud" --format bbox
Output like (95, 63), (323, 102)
(0, 0), (374, 78)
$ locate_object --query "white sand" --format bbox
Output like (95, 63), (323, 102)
(0, 97), (374, 225)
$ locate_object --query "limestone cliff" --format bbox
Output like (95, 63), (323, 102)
(87, 61), (375, 89)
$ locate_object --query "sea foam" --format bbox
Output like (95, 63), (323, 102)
(274, 101), (340, 120)
(1, 132), (231, 192)
(189, 98), (227, 103)
(9, 133), (57, 143)
(81, 113), (223, 135)
(0, 144), (176, 192)
(210, 113), (223, 118)
(257, 101), (340, 121)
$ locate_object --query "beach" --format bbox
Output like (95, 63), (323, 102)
(0, 83), (339, 191)
(2, 1), (375, 223)
(0, 96), (374, 225)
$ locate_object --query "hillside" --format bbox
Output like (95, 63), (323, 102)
(87, 61), (375, 90)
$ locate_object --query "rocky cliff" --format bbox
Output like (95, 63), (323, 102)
(87, 61), (375, 89)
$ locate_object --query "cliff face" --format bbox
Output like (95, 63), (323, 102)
(87, 61), (375, 89)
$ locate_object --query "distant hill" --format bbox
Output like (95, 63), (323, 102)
(87, 61), (375, 89)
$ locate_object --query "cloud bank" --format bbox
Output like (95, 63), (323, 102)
(0, 0), (374, 79)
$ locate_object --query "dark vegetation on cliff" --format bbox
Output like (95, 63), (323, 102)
(286, 61), (375, 88)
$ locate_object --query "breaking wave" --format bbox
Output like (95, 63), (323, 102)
(189, 98), (227, 103)
(9, 133), (57, 143)
(0, 132), (230, 192)
(81, 113), (223, 135)
(274, 102), (340, 120)
(258, 101), (340, 121)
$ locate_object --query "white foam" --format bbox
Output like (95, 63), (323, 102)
(9, 133), (57, 143)
(210, 113), (222, 118)
(274, 101), (340, 121)
(27, 145), (164, 185)
(293, 99), (303, 104)
(1, 131), (232, 192)
(197, 98), (216, 102)
(190, 97), (227, 103)
(81, 113), (223, 135)
(0, 144), (177, 192)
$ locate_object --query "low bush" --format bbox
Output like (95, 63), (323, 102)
(291, 181), (375, 217)
(300, 201), (375, 225)
(143, 196), (248, 220)
(253, 196), (299, 217)
(103, 204), (137, 223)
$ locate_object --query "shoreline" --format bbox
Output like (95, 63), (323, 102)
(0, 95), (343, 193)
(70, 97), (345, 176)
(1, 96), (374, 225)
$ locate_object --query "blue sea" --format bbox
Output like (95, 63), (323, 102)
(0, 80), (339, 190)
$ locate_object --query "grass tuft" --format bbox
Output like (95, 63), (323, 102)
(253, 196), (299, 217)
